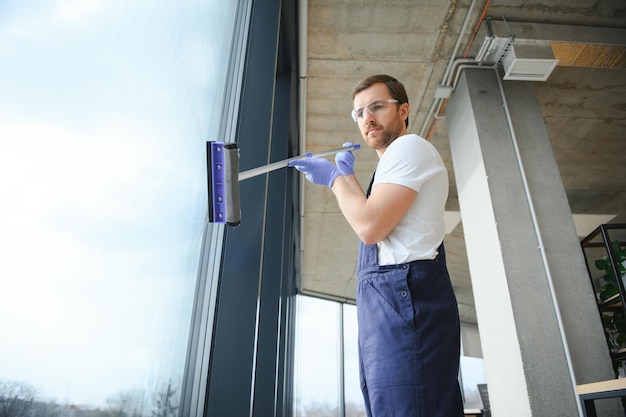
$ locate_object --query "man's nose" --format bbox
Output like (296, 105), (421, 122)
(362, 107), (376, 123)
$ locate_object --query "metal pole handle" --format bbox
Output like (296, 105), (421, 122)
(238, 143), (360, 181)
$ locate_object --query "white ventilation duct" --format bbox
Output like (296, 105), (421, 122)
(474, 19), (559, 82)
(501, 41), (559, 81)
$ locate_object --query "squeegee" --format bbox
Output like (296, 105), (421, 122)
(206, 141), (360, 226)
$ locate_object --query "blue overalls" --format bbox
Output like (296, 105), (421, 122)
(356, 241), (464, 417)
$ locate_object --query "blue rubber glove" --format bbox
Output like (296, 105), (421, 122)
(335, 142), (355, 175)
(288, 157), (340, 188)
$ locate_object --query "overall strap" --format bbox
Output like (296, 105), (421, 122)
(358, 171), (378, 272)
(365, 171), (375, 198)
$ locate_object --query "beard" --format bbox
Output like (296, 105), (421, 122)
(365, 117), (405, 150)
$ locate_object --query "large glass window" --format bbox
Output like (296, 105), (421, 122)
(0, 1), (237, 415)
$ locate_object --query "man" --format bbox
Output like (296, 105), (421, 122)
(289, 74), (463, 416)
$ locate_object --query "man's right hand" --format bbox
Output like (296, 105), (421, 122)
(335, 142), (356, 175)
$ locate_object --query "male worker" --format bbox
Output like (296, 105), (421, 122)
(289, 74), (463, 416)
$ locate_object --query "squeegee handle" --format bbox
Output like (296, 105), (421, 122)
(238, 143), (360, 181)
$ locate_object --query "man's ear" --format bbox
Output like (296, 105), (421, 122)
(400, 102), (409, 121)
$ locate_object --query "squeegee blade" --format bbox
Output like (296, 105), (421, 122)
(223, 143), (241, 226)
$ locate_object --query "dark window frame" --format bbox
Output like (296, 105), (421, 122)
(180, 0), (301, 416)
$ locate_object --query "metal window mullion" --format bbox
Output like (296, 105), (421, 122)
(338, 303), (345, 417)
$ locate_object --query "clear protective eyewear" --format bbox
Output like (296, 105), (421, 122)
(351, 99), (399, 122)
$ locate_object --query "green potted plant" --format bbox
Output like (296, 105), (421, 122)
(596, 240), (626, 377)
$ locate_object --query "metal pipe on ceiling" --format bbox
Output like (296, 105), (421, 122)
(419, 0), (482, 138)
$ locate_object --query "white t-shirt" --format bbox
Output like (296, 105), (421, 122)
(373, 134), (448, 265)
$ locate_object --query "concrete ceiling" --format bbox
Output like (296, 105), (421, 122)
(299, 0), (626, 324)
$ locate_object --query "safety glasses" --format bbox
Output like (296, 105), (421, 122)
(351, 99), (399, 122)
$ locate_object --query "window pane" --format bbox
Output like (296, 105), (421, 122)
(460, 356), (487, 410)
(0, 1), (237, 414)
(343, 304), (366, 417)
(295, 296), (339, 417)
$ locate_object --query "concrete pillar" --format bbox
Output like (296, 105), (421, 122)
(445, 69), (620, 416)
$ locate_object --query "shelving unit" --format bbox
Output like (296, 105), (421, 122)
(581, 224), (626, 376)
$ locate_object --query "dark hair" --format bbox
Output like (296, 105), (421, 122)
(350, 75), (409, 127)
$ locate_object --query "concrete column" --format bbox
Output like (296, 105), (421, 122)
(446, 69), (620, 416)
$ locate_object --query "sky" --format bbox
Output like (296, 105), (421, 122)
(0, 0), (236, 408)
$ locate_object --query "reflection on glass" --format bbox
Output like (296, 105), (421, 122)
(0, 1), (237, 414)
